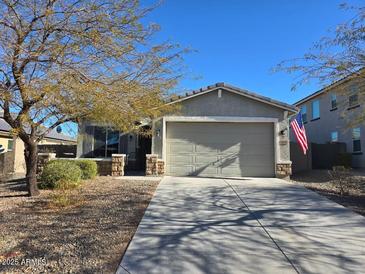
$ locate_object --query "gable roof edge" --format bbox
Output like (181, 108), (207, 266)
(166, 83), (298, 113)
(294, 68), (365, 106)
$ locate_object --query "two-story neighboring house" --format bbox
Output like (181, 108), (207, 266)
(292, 73), (365, 167)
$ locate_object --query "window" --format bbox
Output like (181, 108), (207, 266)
(349, 94), (359, 107)
(352, 127), (361, 152)
(312, 100), (320, 120)
(331, 131), (338, 142)
(7, 139), (14, 151)
(106, 130), (120, 157)
(301, 105), (307, 123)
(331, 94), (337, 109)
(93, 127), (120, 157)
(93, 127), (107, 157)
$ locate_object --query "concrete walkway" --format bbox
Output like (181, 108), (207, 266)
(117, 177), (365, 274)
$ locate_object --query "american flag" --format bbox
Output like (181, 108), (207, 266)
(291, 112), (308, 155)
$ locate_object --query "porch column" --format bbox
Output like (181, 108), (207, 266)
(112, 154), (126, 176)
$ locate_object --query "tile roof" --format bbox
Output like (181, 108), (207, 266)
(294, 68), (365, 106)
(0, 112), (76, 142)
(168, 82), (298, 112)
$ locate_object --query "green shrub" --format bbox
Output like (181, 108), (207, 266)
(74, 160), (98, 179)
(335, 153), (352, 168)
(39, 160), (82, 189)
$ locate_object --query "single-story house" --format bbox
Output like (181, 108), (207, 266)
(0, 112), (77, 174)
(77, 83), (297, 178)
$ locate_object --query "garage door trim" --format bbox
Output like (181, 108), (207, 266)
(161, 116), (279, 177)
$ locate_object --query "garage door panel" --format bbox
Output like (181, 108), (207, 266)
(218, 137), (273, 147)
(220, 167), (244, 177)
(241, 155), (272, 161)
(194, 165), (219, 176)
(240, 144), (273, 155)
(221, 166), (271, 177)
(242, 134), (273, 142)
(219, 161), (272, 171)
(218, 153), (240, 160)
(195, 141), (239, 148)
(167, 124), (269, 138)
(218, 155), (241, 164)
(167, 142), (194, 153)
(168, 155), (194, 164)
(166, 122), (275, 177)
(195, 155), (219, 164)
(219, 144), (242, 153)
(166, 139), (194, 146)
(247, 167), (273, 177)
(195, 144), (219, 154)
(243, 138), (273, 146)
(168, 165), (194, 176)
(239, 159), (272, 168)
(221, 164), (274, 175)
(244, 163), (274, 169)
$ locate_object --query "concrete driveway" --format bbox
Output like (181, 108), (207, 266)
(117, 176), (365, 274)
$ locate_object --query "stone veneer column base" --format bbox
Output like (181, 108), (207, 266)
(112, 154), (126, 176)
(146, 154), (165, 176)
(157, 159), (165, 175)
(276, 162), (292, 179)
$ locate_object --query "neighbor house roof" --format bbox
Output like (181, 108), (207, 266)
(0, 113), (76, 143)
(294, 69), (365, 106)
(167, 82), (298, 113)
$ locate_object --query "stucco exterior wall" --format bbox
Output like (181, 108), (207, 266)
(0, 135), (12, 152)
(278, 115), (290, 162)
(13, 138), (26, 173)
(177, 89), (284, 119)
(1, 134), (73, 174)
(152, 88), (293, 164)
(13, 137), (72, 174)
(293, 80), (365, 167)
(0, 135), (26, 174)
(151, 118), (163, 158)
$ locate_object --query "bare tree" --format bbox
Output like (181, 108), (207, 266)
(0, 0), (185, 196)
(275, 4), (365, 90)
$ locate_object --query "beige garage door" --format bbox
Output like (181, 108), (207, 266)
(166, 122), (275, 177)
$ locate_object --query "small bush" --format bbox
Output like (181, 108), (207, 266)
(49, 190), (73, 208)
(39, 160), (82, 189)
(335, 153), (352, 168)
(328, 166), (352, 196)
(49, 185), (84, 208)
(55, 179), (80, 190)
(75, 160), (98, 179)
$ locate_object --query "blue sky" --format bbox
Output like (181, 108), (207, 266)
(145, 0), (363, 104)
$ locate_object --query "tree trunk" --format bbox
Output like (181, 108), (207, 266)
(24, 141), (39, 196)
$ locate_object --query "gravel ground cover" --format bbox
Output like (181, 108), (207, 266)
(291, 169), (365, 216)
(0, 176), (159, 273)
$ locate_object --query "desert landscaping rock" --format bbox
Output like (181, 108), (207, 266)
(0, 176), (159, 273)
(291, 169), (365, 216)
